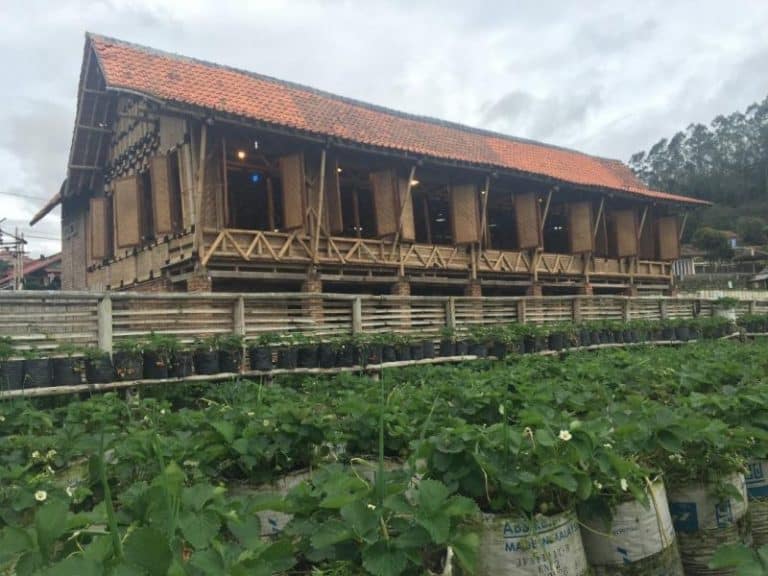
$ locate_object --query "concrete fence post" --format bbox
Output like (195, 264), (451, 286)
(659, 299), (669, 321)
(233, 296), (246, 337)
(445, 297), (456, 330)
(352, 297), (363, 335)
(517, 299), (527, 324)
(97, 295), (113, 354)
(622, 299), (631, 322)
(572, 297), (582, 323)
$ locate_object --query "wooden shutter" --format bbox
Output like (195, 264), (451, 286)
(515, 193), (541, 249)
(450, 184), (480, 244)
(608, 209), (638, 257)
(114, 175), (141, 248)
(280, 153), (306, 231)
(567, 201), (593, 253)
(150, 155), (173, 235)
(657, 216), (680, 260)
(397, 179), (416, 242)
(325, 158), (344, 234)
(370, 170), (398, 237)
(89, 197), (107, 259)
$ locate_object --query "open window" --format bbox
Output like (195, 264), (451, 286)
(542, 204), (569, 253)
(225, 144), (284, 231)
(413, 187), (452, 245)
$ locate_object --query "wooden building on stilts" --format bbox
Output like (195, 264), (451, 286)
(31, 33), (709, 297)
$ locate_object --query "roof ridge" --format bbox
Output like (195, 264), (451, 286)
(86, 32), (625, 165)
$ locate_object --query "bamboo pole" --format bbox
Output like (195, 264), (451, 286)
(312, 149), (327, 261)
(389, 165), (417, 259)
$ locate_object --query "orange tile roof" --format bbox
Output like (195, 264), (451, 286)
(88, 33), (708, 206)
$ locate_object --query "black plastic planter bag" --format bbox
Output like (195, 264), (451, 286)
(219, 349), (243, 373)
(143, 351), (169, 380)
(0, 360), (24, 390)
(194, 350), (220, 375)
(113, 351), (143, 381)
(581, 479), (684, 575)
(277, 347), (298, 370)
(317, 344), (335, 368)
(422, 340), (435, 359)
(24, 358), (52, 388)
(381, 345), (397, 363)
(439, 340), (455, 357)
(249, 346), (274, 372)
(170, 351), (194, 378)
(297, 345), (319, 368)
(85, 356), (114, 384)
(52, 357), (83, 386)
(668, 474), (751, 576)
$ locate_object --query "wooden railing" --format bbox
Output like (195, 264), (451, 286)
(201, 229), (671, 279)
(1, 290), (765, 353)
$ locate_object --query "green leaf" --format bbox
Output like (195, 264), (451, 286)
(548, 471), (578, 493)
(0, 526), (33, 561)
(310, 519), (354, 549)
(35, 498), (70, 558)
(450, 530), (480, 574)
(416, 479), (450, 513)
(416, 513), (451, 544)
(227, 515), (262, 548)
(182, 483), (220, 511)
(340, 500), (379, 541)
(535, 428), (556, 447)
(179, 509), (220, 549)
(123, 527), (172, 576)
(40, 556), (102, 576)
(189, 548), (226, 575)
(362, 541), (409, 576)
(211, 421), (236, 444)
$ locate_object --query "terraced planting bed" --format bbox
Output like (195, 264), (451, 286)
(1, 335), (768, 575)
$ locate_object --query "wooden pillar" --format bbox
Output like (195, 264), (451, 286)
(233, 296), (246, 337)
(390, 278), (411, 331)
(301, 274), (323, 323)
(352, 297), (363, 335)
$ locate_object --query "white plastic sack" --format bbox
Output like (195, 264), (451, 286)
(581, 478), (676, 565)
(477, 510), (589, 576)
(667, 473), (748, 533)
(746, 460), (768, 499)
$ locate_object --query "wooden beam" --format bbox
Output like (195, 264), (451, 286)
(312, 149), (327, 261)
(593, 197), (605, 241)
(679, 212), (689, 241)
(266, 177), (276, 231)
(637, 205), (648, 241)
(222, 137), (229, 227)
(539, 188), (553, 234)
(76, 124), (112, 134)
(479, 175), (490, 249)
(389, 165), (417, 258)
(422, 194), (432, 244)
(194, 122), (208, 259)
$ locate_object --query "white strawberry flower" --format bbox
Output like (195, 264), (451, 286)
(620, 478), (629, 492)
(34, 490), (47, 502)
(558, 430), (572, 442)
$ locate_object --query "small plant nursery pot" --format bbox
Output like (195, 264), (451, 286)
(381, 344), (397, 363)
(277, 347), (298, 370)
(317, 344), (335, 368)
(297, 345), (319, 368)
(439, 340), (456, 357)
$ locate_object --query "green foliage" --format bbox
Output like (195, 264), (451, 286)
(710, 544), (768, 575)
(629, 95), (768, 244)
(692, 227), (735, 260)
(114, 338), (143, 355)
(0, 336), (14, 361)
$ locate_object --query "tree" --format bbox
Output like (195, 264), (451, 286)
(692, 227), (734, 261)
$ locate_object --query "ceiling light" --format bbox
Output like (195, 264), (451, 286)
(237, 150), (246, 160)
(337, 167), (343, 173)
(410, 179), (420, 186)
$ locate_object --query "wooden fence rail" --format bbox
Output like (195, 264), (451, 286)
(0, 291), (766, 353)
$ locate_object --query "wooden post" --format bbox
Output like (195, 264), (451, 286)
(195, 122), (208, 259)
(749, 301), (757, 315)
(233, 296), (246, 337)
(517, 299), (527, 324)
(479, 175), (491, 248)
(540, 188), (553, 235)
(352, 297), (363, 335)
(312, 149), (327, 261)
(622, 299), (631, 322)
(389, 165), (417, 258)
(637, 205), (648, 242)
(97, 295), (113, 354)
(593, 198), (605, 241)
(679, 212), (689, 241)
(445, 297), (456, 329)
(660, 299), (669, 320)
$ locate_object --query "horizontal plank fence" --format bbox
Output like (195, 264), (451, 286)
(0, 291), (767, 353)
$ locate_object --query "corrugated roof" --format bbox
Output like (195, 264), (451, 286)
(87, 33), (708, 206)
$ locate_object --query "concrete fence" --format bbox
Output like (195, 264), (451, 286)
(1, 291), (766, 354)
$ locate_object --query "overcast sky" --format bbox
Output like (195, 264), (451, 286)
(1, 0), (767, 256)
